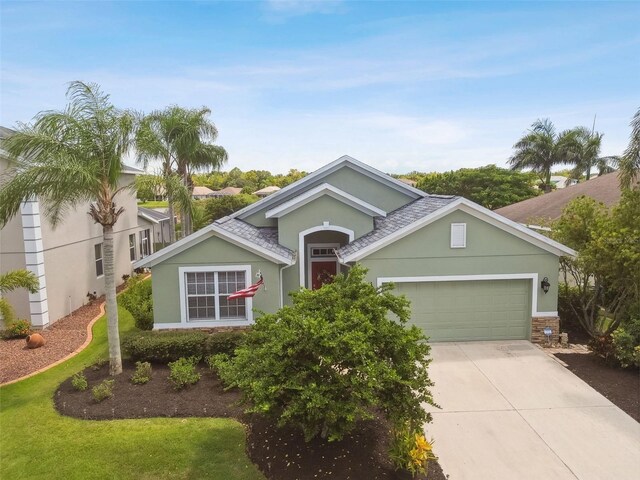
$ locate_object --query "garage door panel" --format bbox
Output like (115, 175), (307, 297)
(395, 279), (531, 342)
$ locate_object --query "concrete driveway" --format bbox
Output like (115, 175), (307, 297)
(424, 341), (640, 480)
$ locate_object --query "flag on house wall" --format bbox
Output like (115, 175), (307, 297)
(228, 274), (264, 300)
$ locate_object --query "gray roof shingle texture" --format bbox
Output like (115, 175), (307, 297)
(215, 217), (295, 261)
(337, 194), (458, 258)
(138, 207), (169, 222)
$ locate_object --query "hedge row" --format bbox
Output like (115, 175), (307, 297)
(122, 330), (246, 363)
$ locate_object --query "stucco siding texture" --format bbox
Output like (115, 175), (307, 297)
(361, 210), (560, 313)
(151, 235), (281, 324)
(277, 195), (374, 250)
(241, 165), (415, 227)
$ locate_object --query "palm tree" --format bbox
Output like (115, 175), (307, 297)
(0, 81), (135, 375)
(509, 119), (576, 192)
(137, 106), (227, 238)
(567, 127), (619, 180)
(618, 107), (640, 189)
(0, 270), (39, 324)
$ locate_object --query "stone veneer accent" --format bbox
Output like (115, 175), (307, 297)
(531, 316), (560, 344)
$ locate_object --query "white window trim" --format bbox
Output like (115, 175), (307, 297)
(376, 273), (557, 318)
(450, 223), (466, 249)
(307, 243), (341, 289)
(95, 243), (104, 279)
(177, 265), (253, 327)
(298, 223), (354, 288)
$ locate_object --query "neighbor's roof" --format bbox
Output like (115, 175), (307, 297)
(495, 172), (625, 224)
(138, 207), (169, 223)
(337, 194), (458, 258)
(254, 186), (281, 195)
(192, 186), (215, 196)
(213, 186), (243, 196)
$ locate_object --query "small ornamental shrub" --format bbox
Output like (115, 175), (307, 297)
(168, 357), (201, 390)
(214, 264), (437, 444)
(205, 331), (246, 357)
(71, 372), (88, 391)
(92, 379), (115, 402)
(3, 320), (31, 339)
(119, 277), (153, 330)
(90, 358), (108, 371)
(589, 334), (616, 362)
(389, 424), (437, 476)
(130, 361), (153, 385)
(611, 315), (640, 368)
(122, 331), (208, 363)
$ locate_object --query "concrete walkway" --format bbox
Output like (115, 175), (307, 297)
(424, 341), (640, 480)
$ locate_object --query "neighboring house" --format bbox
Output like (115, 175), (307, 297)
(135, 156), (574, 343)
(548, 175), (578, 189)
(192, 186), (214, 199)
(495, 172), (626, 226)
(211, 186), (242, 197)
(253, 186), (281, 197)
(0, 152), (149, 329)
(137, 207), (172, 250)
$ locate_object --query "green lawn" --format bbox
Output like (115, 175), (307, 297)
(0, 306), (264, 480)
(138, 200), (169, 208)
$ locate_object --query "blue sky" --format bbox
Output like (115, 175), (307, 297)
(1, 1), (638, 174)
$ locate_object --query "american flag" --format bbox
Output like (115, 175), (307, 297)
(227, 274), (264, 300)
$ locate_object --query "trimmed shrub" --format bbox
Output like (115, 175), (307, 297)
(168, 357), (201, 390)
(214, 265), (436, 443)
(119, 277), (153, 330)
(2, 319), (32, 339)
(122, 331), (208, 363)
(130, 361), (153, 385)
(92, 380), (115, 402)
(71, 372), (88, 391)
(205, 331), (246, 356)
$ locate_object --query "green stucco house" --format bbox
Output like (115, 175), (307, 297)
(134, 156), (575, 343)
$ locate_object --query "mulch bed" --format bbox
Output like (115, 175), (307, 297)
(55, 361), (447, 480)
(0, 284), (130, 384)
(555, 352), (640, 422)
(0, 298), (104, 384)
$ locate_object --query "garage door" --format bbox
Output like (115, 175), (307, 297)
(393, 279), (531, 342)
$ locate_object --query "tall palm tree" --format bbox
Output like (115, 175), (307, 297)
(618, 107), (640, 189)
(509, 119), (576, 192)
(0, 270), (39, 324)
(135, 106), (226, 239)
(174, 108), (227, 236)
(0, 81), (134, 375)
(567, 127), (619, 180)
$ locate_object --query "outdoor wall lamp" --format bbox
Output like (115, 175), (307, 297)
(541, 277), (550, 294)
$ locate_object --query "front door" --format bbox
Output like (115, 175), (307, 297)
(311, 261), (337, 290)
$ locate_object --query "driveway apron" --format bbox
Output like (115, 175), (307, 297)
(424, 341), (640, 480)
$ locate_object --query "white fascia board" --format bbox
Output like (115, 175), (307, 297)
(265, 183), (387, 219)
(455, 199), (576, 257)
(209, 225), (295, 265)
(233, 155), (425, 221)
(342, 198), (576, 262)
(137, 211), (160, 224)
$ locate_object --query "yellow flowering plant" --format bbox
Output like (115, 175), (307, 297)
(389, 425), (437, 476)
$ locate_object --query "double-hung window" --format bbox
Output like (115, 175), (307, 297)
(180, 266), (251, 324)
(140, 229), (151, 257)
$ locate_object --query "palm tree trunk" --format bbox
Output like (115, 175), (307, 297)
(167, 199), (176, 243)
(544, 170), (552, 193)
(181, 170), (193, 237)
(103, 224), (122, 375)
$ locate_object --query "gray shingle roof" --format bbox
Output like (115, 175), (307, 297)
(215, 218), (295, 261)
(337, 194), (459, 258)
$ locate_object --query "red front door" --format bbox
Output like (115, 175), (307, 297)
(311, 261), (337, 290)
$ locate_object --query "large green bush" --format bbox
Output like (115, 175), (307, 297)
(213, 265), (436, 443)
(122, 330), (246, 363)
(611, 315), (640, 368)
(119, 277), (153, 330)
